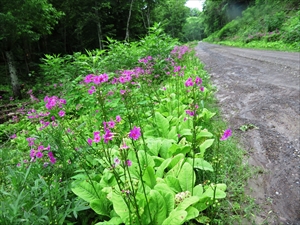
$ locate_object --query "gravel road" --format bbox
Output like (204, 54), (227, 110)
(195, 42), (300, 224)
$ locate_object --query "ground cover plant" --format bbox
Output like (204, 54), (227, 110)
(0, 26), (251, 224)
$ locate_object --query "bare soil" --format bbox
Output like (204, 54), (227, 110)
(195, 42), (300, 224)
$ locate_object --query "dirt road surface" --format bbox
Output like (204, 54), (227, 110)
(195, 42), (300, 224)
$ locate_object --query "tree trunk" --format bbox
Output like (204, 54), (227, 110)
(125, 0), (134, 42)
(5, 51), (22, 99)
(95, 1), (103, 50)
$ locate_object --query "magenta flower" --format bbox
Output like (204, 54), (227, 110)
(10, 134), (17, 139)
(36, 151), (43, 158)
(195, 77), (202, 85)
(108, 120), (115, 128)
(185, 78), (194, 87)
(93, 131), (101, 143)
(120, 90), (126, 95)
(186, 110), (195, 116)
(87, 138), (93, 145)
(129, 126), (141, 140)
(30, 149), (36, 158)
(49, 156), (57, 164)
(58, 110), (65, 117)
(116, 115), (121, 122)
(126, 160), (132, 167)
(84, 74), (94, 83)
(103, 129), (113, 143)
(220, 129), (232, 141)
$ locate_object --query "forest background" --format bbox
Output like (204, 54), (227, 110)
(1, 0), (299, 99)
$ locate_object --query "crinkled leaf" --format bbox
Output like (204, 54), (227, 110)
(149, 190), (167, 224)
(90, 198), (111, 217)
(199, 139), (214, 158)
(186, 158), (214, 172)
(162, 210), (187, 225)
(72, 181), (102, 203)
(178, 162), (195, 192)
(176, 196), (200, 211)
(165, 176), (182, 193)
(143, 166), (156, 188)
(155, 112), (169, 138)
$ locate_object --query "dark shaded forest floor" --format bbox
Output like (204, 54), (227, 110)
(195, 42), (300, 224)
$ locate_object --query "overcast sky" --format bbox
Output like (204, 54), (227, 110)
(185, 0), (205, 11)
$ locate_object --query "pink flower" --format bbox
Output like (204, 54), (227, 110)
(108, 120), (115, 128)
(87, 138), (93, 145)
(186, 110), (195, 116)
(36, 151), (43, 158)
(30, 149), (36, 158)
(49, 156), (56, 164)
(120, 90), (126, 95)
(220, 129), (232, 141)
(84, 74), (94, 83)
(10, 134), (17, 139)
(126, 160), (132, 167)
(103, 129), (113, 143)
(195, 77), (202, 85)
(185, 78), (194, 87)
(116, 115), (121, 122)
(129, 126), (141, 140)
(93, 131), (101, 143)
(58, 110), (65, 117)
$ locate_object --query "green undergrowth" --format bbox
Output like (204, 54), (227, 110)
(0, 25), (256, 224)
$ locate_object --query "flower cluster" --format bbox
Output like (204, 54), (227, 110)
(27, 139), (56, 165)
(175, 191), (191, 205)
(87, 115), (122, 145)
(184, 76), (203, 87)
(171, 45), (190, 59)
(44, 96), (67, 110)
(84, 73), (109, 85)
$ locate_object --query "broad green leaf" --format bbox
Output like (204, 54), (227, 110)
(90, 198), (111, 217)
(95, 217), (123, 225)
(154, 185), (175, 215)
(176, 196), (200, 211)
(186, 158), (214, 172)
(72, 181), (102, 203)
(146, 138), (162, 156)
(155, 112), (169, 137)
(111, 192), (130, 223)
(199, 139), (214, 158)
(162, 210), (187, 225)
(178, 162), (195, 192)
(143, 166), (156, 188)
(194, 196), (211, 212)
(203, 184), (227, 199)
(193, 184), (204, 197)
(149, 190), (167, 224)
(185, 206), (199, 221)
(168, 154), (185, 170)
(167, 126), (178, 141)
(138, 151), (155, 168)
(196, 129), (213, 139)
(160, 138), (176, 159)
(165, 176), (182, 193)
(152, 156), (164, 167)
(156, 158), (172, 178)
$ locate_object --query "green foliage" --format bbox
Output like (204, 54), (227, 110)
(0, 28), (254, 224)
(204, 1), (300, 50)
